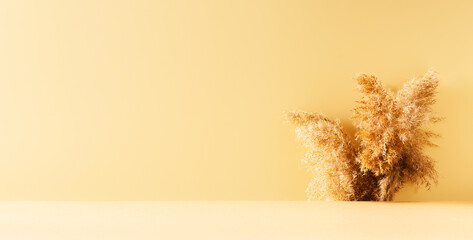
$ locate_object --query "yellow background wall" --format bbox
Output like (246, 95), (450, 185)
(0, 0), (472, 200)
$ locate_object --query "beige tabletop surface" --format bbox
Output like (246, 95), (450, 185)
(0, 201), (472, 239)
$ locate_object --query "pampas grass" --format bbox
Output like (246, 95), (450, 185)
(286, 70), (440, 201)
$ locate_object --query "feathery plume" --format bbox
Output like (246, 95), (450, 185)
(286, 70), (440, 201)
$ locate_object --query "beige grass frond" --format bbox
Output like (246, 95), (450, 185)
(286, 70), (441, 201)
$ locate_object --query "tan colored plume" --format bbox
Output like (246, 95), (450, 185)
(286, 70), (440, 201)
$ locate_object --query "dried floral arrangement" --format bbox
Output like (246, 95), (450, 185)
(286, 70), (440, 201)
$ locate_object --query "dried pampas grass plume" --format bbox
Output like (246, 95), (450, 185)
(286, 70), (440, 201)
